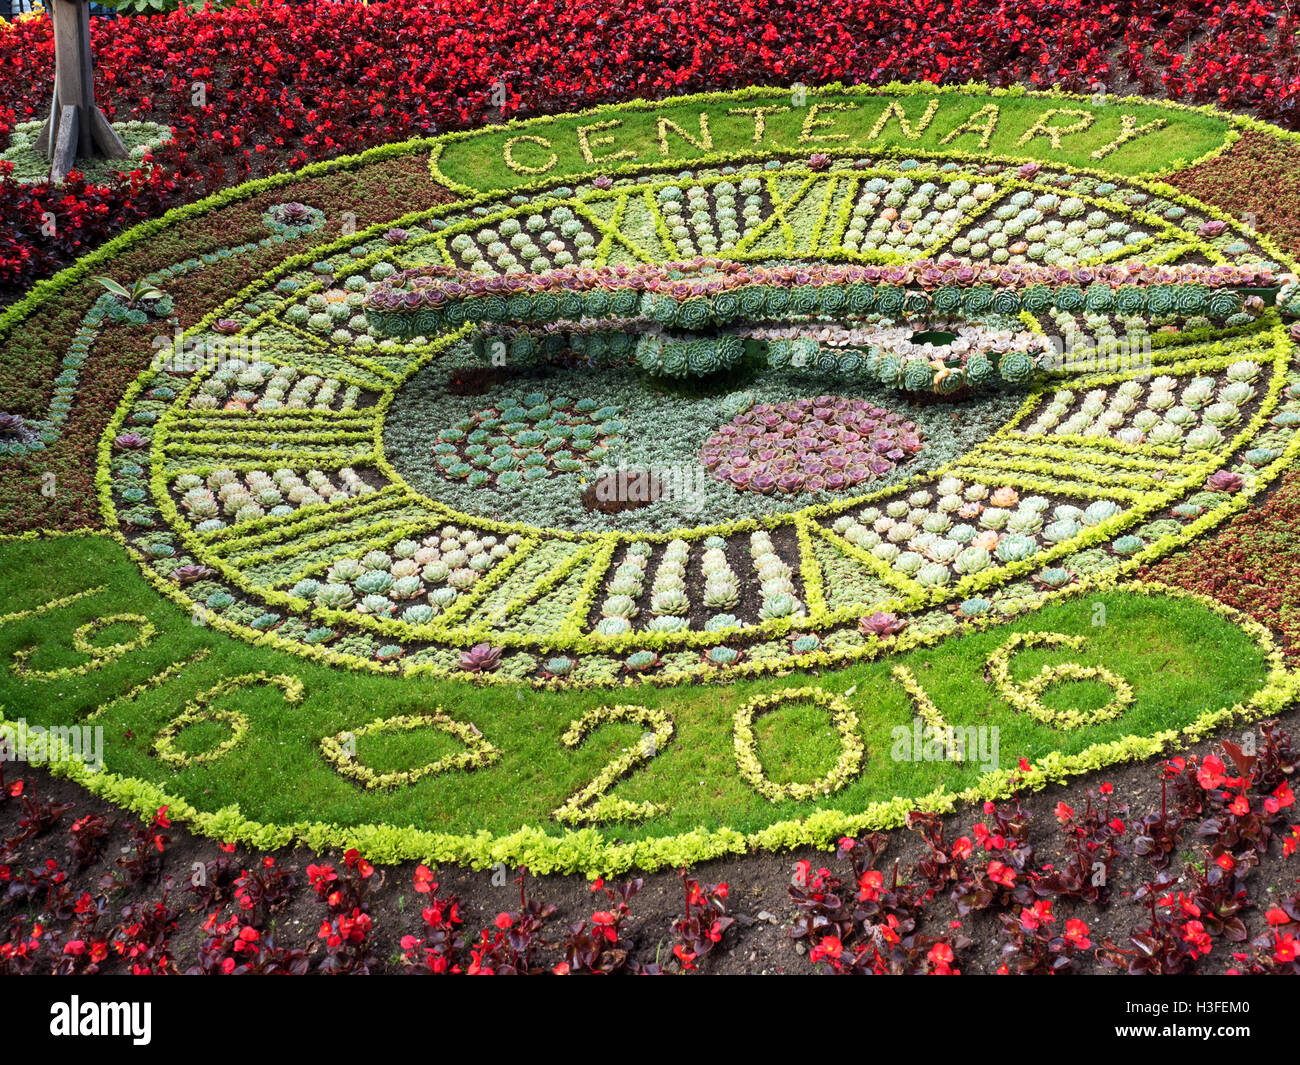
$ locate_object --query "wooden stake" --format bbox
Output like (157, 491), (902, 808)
(50, 105), (79, 185)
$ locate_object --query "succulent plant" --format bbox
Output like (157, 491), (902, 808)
(429, 587), (459, 610)
(704, 646), (743, 666)
(359, 594), (393, 616)
(266, 201), (320, 230)
(1082, 500), (1121, 526)
(1226, 360), (1261, 384)
(998, 349), (1036, 386)
(1244, 447), (1280, 467)
(1042, 518), (1081, 544)
(700, 396), (923, 496)
(759, 593), (801, 620)
(916, 563), (951, 587)
(602, 594), (639, 619)
(1111, 535), (1145, 556)
(1036, 567), (1075, 589)
(624, 650), (660, 673)
(703, 579), (740, 609)
(953, 545), (991, 574)
(1206, 469), (1244, 494)
(356, 570), (394, 595)
(993, 534), (1036, 563)
(1184, 425), (1224, 451)
(1203, 402), (1240, 429)
(1006, 509), (1044, 536)
(718, 390), (755, 418)
(458, 643), (504, 673)
(172, 564), (216, 586)
(650, 589), (690, 616)
(315, 584), (356, 610)
(859, 611), (907, 637)
(544, 656), (577, 677)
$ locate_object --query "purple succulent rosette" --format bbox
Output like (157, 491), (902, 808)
(860, 611), (908, 637)
(0, 412), (39, 451)
(699, 395), (923, 495)
(0, 413), (29, 437)
(261, 201), (326, 237)
(458, 642), (503, 673)
(1206, 469), (1244, 494)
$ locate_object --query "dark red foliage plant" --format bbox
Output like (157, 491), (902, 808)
(671, 869), (734, 973)
(306, 847), (376, 913)
(231, 855), (298, 922)
(997, 899), (1093, 975)
(310, 849), (379, 974)
(99, 806), (171, 892)
(1029, 785), (1128, 905)
(1096, 872), (1213, 975)
(0, 916), (46, 975)
(111, 880), (179, 975)
(1132, 758), (1192, 869)
(190, 910), (309, 976)
(558, 876), (659, 975)
(1233, 894), (1300, 974)
(4, 783), (74, 849)
(792, 833), (969, 975)
(462, 867), (558, 976)
(400, 864), (467, 975)
(65, 813), (113, 870)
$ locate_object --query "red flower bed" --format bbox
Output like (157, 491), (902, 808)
(5, 0), (1300, 294)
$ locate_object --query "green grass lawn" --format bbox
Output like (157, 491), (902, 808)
(434, 86), (1233, 193)
(0, 533), (1270, 863)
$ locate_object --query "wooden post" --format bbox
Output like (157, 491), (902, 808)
(38, 0), (128, 182)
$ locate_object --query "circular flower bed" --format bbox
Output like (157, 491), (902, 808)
(4, 85), (1300, 877)
(86, 117), (1297, 686)
(700, 396), (923, 494)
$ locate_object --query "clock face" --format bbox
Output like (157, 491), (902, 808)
(105, 150), (1294, 687)
(8, 86), (1299, 873)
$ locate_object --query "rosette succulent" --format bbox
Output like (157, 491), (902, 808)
(699, 396), (923, 496)
(859, 611), (906, 637)
(458, 643), (504, 673)
(1206, 469), (1244, 494)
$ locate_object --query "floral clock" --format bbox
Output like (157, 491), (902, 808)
(3, 85), (1298, 871)
(103, 117), (1297, 690)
